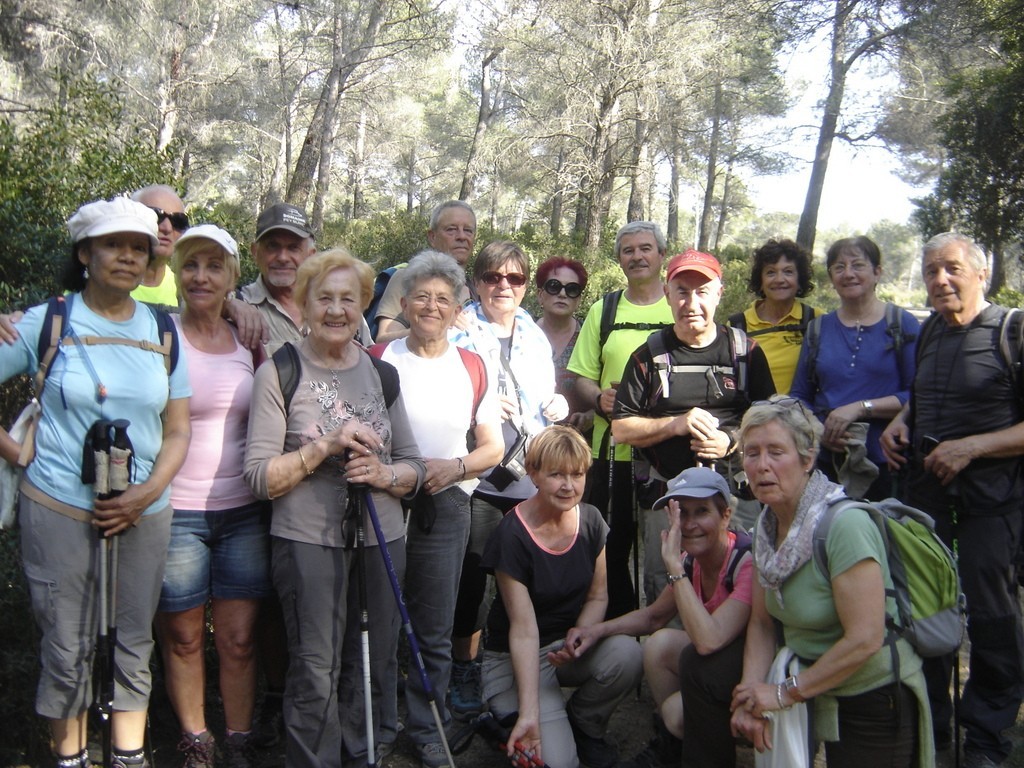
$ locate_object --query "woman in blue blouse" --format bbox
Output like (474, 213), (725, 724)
(790, 236), (919, 500)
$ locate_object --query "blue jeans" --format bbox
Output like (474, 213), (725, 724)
(403, 486), (472, 745)
(159, 502), (271, 612)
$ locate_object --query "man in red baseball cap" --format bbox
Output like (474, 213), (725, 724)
(610, 248), (775, 599)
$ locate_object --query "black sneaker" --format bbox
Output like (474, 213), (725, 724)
(570, 719), (619, 768)
(175, 732), (215, 768)
(221, 733), (257, 768)
(449, 660), (482, 720)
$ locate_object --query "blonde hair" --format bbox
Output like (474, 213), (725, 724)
(172, 238), (241, 296)
(525, 426), (592, 475)
(294, 248), (374, 314)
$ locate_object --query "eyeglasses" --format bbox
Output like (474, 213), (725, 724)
(408, 293), (454, 310)
(480, 271), (527, 287)
(149, 206), (190, 232)
(828, 261), (872, 276)
(542, 278), (583, 298)
(751, 396), (812, 417)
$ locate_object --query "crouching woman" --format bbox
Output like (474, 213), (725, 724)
(730, 396), (932, 767)
(481, 426), (642, 768)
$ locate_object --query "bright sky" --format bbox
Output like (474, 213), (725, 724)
(745, 36), (933, 232)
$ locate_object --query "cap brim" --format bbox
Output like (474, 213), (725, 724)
(652, 488), (723, 509)
(83, 217), (159, 248)
(256, 224), (312, 241)
(667, 265), (719, 282)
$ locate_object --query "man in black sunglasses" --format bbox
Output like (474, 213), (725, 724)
(130, 185), (189, 310)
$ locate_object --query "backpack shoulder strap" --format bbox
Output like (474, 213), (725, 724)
(998, 308), (1024, 405)
(367, 341), (388, 359)
(800, 303), (816, 332)
(599, 289), (623, 348)
(272, 342), (302, 412)
(728, 311), (746, 332)
(34, 296), (68, 395)
(456, 346), (488, 425)
(146, 304), (178, 375)
(727, 325), (749, 393)
(805, 314), (824, 389)
(367, 354), (400, 408)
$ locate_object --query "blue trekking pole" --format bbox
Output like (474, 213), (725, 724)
(362, 490), (456, 768)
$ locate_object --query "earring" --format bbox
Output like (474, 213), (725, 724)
(83, 268), (90, 280)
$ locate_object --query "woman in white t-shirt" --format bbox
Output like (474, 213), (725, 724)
(154, 225), (270, 768)
(368, 249), (503, 768)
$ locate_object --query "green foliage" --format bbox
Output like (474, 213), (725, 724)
(0, 528), (49, 766)
(0, 76), (178, 312)
(327, 209), (430, 271)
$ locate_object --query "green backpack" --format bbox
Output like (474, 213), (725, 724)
(812, 497), (965, 659)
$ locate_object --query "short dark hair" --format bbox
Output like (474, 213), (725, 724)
(535, 257), (588, 290)
(747, 239), (814, 298)
(826, 236), (881, 270)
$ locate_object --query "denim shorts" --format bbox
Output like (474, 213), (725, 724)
(159, 501), (272, 612)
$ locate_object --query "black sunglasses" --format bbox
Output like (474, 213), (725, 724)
(149, 206), (190, 232)
(542, 278), (583, 298)
(480, 271), (527, 287)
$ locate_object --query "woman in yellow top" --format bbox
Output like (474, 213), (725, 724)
(728, 239), (816, 394)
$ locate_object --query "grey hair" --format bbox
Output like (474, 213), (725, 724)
(922, 232), (988, 274)
(401, 249), (465, 296)
(738, 397), (822, 464)
(614, 221), (667, 258)
(131, 184), (182, 204)
(428, 200), (476, 231)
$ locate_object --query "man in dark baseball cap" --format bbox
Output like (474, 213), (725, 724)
(254, 203), (313, 241)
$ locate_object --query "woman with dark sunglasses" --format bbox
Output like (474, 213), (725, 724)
(535, 257), (592, 434)
(447, 241), (569, 721)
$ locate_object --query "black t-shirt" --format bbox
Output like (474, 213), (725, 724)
(482, 503), (608, 653)
(908, 304), (1024, 514)
(612, 326), (776, 478)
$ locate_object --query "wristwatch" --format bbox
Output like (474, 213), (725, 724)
(667, 572), (686, 585)
(862, 399), (873, 417)
(783, 675), (805, 703)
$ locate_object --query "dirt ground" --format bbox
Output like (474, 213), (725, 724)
(144, 643), (1024, 768)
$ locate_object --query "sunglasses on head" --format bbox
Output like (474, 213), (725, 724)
(542, 278), (583, 298)
(480, 271), (527, 287)
(149, 206), (190, 232)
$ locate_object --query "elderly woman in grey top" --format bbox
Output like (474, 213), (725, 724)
(244, 248), (425, 768)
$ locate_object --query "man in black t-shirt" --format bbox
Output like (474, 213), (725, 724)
(612, 250), (775, 602)
(882, 233), (1024, 768)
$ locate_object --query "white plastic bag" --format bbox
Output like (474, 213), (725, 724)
(755, 646), (810, 768)
(0, 398), (41, 529)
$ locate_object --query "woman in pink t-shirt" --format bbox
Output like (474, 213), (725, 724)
(560, 466), (753, 768)
(154, 225), (270, 768)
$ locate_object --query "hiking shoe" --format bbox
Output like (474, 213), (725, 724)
(250, 694), (283, 749)
(418, 742), (451, 768)
(53, 749), (90, 768)
(221, 733), (257, 768)
(449, 660), (482, 720)
(111, 750), (151, 768)
(618, 715), (681, 768)
(570, 719), (619, 768)
(176, 731), (215, 768)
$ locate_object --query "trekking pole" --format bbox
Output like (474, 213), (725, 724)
(363, 491), (457, 768)
(951, 503), (961, 768)
(346, 481), (377, 767)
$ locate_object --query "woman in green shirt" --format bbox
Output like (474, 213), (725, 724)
(729, 396), (932, 767)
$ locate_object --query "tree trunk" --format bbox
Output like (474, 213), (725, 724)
(713, 162), (734, 252)
(460, 48), (503, 201)
(987, 242), (1005, 296)
(626, 119), (648, 222)
(550, 149), (565, 236)
(667, 139), (682, 244)
(584, 94), (620, 249)
(350, 107), (368, 219)
(698, 82), (723, 252)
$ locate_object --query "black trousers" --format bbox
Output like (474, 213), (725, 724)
(678, 634), (746, 768)
(920, 508), (1024, 762)
(583, 458), (637, 619)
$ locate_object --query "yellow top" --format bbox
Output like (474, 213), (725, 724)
(734, 301), (817, 395)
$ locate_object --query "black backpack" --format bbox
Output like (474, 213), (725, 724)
(598, 289), (673, 348)
(272, 341), (399, 411)
(728, 303), (816, 339)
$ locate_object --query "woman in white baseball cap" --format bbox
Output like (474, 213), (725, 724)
(0, 196), (192, 768)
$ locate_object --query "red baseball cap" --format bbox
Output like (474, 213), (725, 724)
(666, 249), (722, 282)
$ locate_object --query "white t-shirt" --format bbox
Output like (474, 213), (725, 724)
(378, 338), (501, 495)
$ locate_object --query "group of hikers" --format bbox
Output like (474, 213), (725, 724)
(0, 188), (1020, 768)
